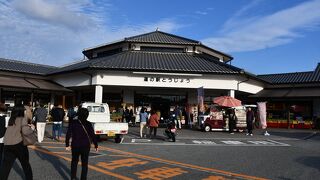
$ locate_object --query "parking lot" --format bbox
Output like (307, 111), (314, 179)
(6, 125), (320, 180)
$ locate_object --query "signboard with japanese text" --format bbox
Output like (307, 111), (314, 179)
(143, 77), (191, 84)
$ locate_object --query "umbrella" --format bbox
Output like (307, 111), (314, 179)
(213, 96), (242, 107)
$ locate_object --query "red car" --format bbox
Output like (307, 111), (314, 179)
(202, 106), (248, 132)
(203, 115), (228, 132)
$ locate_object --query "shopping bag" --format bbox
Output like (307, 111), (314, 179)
(21, 125), (37, 146)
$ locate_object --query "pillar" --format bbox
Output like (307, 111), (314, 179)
(0, 88), (2, 103)
(228, 90), (235, 98)
(95, 85), (103, 103)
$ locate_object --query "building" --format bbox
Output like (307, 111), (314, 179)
(253, 64), (320, 128)
(0, 30), (319, 127)
(0, 58), (71, 107)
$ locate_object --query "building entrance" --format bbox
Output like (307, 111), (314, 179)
(134, 94), (186, 121)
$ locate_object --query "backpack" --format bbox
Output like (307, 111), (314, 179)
(0, 115), (6, 138)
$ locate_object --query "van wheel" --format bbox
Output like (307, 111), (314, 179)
(204, 125), (211, 132)
(115, 135), (123, 143)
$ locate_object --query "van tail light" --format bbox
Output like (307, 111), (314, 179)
(120, 130), (127, 134)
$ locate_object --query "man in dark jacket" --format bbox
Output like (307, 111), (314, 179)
(246, 108), (255, 136)
(50, 103), (65, 141)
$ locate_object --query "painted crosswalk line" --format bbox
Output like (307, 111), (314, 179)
(124, 139), (290, 146)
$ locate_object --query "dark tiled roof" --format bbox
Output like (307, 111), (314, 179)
(310, 63), (320, 81)
(0, 58), (58, 75)
(125, 31), (200, 45)
(258, 63), (320, 84)
(50, 51), (241, 75)
(83, 31), (233, 60)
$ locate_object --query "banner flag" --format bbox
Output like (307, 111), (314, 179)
(257, 102), (267, 129)
(197, 86), (204, 113)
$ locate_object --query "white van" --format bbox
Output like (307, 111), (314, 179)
(81, 102), (128, 143)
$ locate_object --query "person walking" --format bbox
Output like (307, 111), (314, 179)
(186, 105), (192, 129)
(228, 108), (237, 134)
(33, 102), (48, 143)
(0, 104), (34, 180)
(50, 103), (65, 141)
(174, 106), (182, 129)
(65, 108), (98, 180)
(148, 110), (160, 138)
(67, 105), (78, 126)
(139, 108), (148, 138)
(24, 101), (33, 124)
(0, 103), (9, 167)
(124, 108), (130, 123)
(129, 107), (134, 126)
(246, 108), (255, 136)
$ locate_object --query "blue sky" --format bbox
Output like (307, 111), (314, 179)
(0, 0), (319, 74)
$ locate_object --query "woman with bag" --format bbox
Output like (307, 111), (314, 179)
(65, 108), (98, 180)
(0, 104), (34, 180)
(0, 103), (9, 167)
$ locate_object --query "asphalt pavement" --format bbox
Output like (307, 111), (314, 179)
(5, 124), (320, 180)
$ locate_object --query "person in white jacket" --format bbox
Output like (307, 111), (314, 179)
(33, 102), (48, 143)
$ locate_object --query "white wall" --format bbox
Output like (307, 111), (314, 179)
(94, 71), (263, 94)
(51, 71), (264, 94)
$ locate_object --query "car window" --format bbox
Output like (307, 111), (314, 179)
(87, 106), (105, 112)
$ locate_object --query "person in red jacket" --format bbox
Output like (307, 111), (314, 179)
(148, 110), (160, 138)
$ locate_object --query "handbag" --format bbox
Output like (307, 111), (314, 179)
(21, 124), (37, 146)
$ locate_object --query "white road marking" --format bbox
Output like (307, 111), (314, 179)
(125, 139), (290, 146)
(266, 139), (290, 146)
(221, 141), (246, 145)
(131, 139), (152, 143)
(247, 141), (276, 145)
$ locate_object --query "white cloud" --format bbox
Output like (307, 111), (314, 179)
(0, 0), (182, 66)
(11, 0), (97, 31)
(222, 0), (263, 32)
(203, 0), (320, 52)
(195, 11), (207, 15)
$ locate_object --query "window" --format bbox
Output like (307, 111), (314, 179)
(140, 46), (185, 53)
(87, 106), (105, 113)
